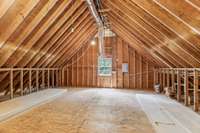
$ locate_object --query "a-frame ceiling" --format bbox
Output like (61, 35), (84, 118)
(101, 0), (200, 68)
(0, 0), (200, 69)
(0, 0), (97, 69)
(0, 0), (98, 93)
(0, 0), (199, 94)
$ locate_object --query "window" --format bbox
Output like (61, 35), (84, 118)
(98, 57), (112, 76)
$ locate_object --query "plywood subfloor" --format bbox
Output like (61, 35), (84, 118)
(0, 88), (155, 133)
(0, 88), (66, 122)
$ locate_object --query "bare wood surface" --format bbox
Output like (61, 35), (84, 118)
(0, 88), (155, 133)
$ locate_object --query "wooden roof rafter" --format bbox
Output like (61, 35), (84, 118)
(102, 0), (200, 68)
(103, 0), (193, 68)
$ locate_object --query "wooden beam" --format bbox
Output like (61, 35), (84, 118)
(171, 69), (175, 90)
(10, 69), (13, 99)
(146, 62), (149, 89)
(31, 6), (91, 68)
(184, 70), (189, 106)
(42, 70), (45, 88)
(177, 70), (181, 102)
(167, 69), (170, 88)
(29, 70), (32, 93)
(154, 68), (157, 87)
(194, 69), (199, 112)
(62, 68), (65, 86)
(20, 70), (23, 96)
(133, 50), (136, 88)
(52, 70), (55, 87)
(159, 70), (162, 89)
(98, 8), (111, 13)
(47, 69), (50, 88)
(36, 70), (39, 91)
(56, 69), (59, 87)
(140, 56), (143, 89)
(163, 70), (166, 88)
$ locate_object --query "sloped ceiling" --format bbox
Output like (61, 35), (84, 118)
(102, 0), (200, 68)
(1, 0), (200, 69)
(0, 0), (200, 93)
(0, 0), (97, 68)
(0, 0), (98, 93)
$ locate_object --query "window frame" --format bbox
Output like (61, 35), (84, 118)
(98, 56), (112, 76)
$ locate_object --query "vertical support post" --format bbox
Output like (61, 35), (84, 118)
(184, 70), (189, 106)
(36, 70), (39, 91)
(167, 69), (170, 88)
(140, 56), (142, 89)
(10, 69), (14, 99)
(56, 69), (59, 87)
(177, 70), (181, 102)
(154, 68), (157, 88)
(133, 50), (136, 88)
(29, 69), (32, 93)
(62, 68), (65, 86)
(163, 70), (166, 88)
(48, 69), (50, 88)
(159, 69), (162, 90)
(20, 70), (23, 96)
(52, 70), (55, 87)
(42, 70), (45, 88)
(146, 62), (149, 89)
(194, 69), (199, 112)
(171, 69), (175, 91)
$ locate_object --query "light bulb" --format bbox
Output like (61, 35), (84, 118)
(71, 27), (74, 33)
(91, 40), (96, 46)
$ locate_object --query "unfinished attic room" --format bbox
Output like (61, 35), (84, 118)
(1, 0), (200, 133)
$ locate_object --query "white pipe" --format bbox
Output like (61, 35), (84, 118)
(86, 0), (104, 57)
(85, 0), (103, 26)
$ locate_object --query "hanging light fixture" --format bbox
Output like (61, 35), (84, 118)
(71, 27), (74, 33)
(91, 39), (96, 46)
(86, 0), (104, 57)
(70, 0), (75, 33)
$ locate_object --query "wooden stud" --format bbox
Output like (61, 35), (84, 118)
(36, 70), (39, 91)
(20, 70), (23, 96)
(146, 62), (149, 89)
(42, 70), (45, 88)
(62, 68), (65, 86)
(67, 67), (69, 86)
(184, 70), (189, 106)
(48, 69), (50, 88)
(133, 50), (136, 88)
(177, 70), (181, 102)
(194, 69), (199, 112)
(159, 70), (162, 89)
(153, 68), (157, 87)
(56, 69), (59, 87)
(10, 69), (13, 99)
(52, 70), (55, 87)
(140, 55), (142, 89)
(167, 69), (170, 88)
(171, 69), (175, 90)
(163, 70), (166, 88)
(29, 70), (32, 93)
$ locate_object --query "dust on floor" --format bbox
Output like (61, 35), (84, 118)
(0, 88), (155, 133)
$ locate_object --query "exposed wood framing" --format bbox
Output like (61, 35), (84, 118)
(64, 36), (156, 89)
(20, 70), (24, 96)
(0, 68), (60, 101)
(157, 68), (200, 112)
(10, 69), (13, 99)
(194, 69), (199, 112)
(184, 70), (189, 106)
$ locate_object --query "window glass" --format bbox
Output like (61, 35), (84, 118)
(98, 57), (112, 76)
